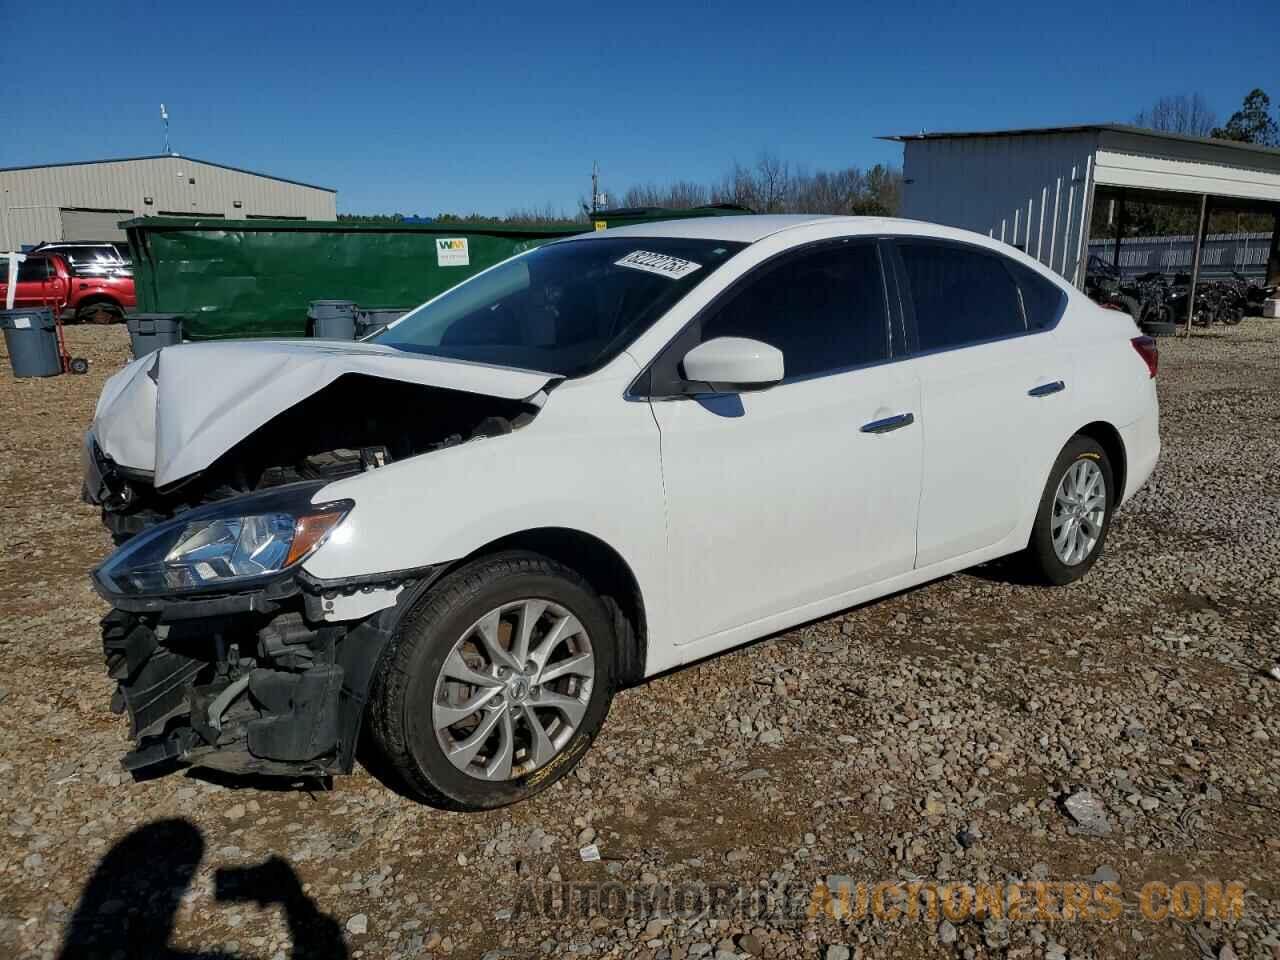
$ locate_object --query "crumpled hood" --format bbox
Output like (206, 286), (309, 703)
(91, 338), (556, 488)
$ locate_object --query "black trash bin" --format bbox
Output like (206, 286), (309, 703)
(1, 308), (62, 378)
(308, 300), (357, 340)
(355, 306), (410, 339)
(127, 314), (184, 358)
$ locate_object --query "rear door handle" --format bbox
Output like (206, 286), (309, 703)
(860, 412), (915, 434)
(1028, 380), (1066, 398)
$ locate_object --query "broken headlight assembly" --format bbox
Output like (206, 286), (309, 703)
(94, 482), (352, 598)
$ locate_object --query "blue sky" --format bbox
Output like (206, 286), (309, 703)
(3, 0), (1275, 216)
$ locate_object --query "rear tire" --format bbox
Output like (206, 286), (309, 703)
(369, 551), (615, 810)
(1021, 435), (1115, 585)
(75, 301), (124, 325)
(1141, 320), (1178, 338)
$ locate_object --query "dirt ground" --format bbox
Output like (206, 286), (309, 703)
(1, 323), (1278, 960)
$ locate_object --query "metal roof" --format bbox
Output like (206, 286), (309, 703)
(0, 154), (336, 192)
(880, 123), (1280, 159)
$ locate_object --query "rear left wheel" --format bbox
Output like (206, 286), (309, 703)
(1021, 435), (1115, 585)
(75, 301), (124, 325)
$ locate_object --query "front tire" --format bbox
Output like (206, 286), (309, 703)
(369, 551), (615, 810)
(1021, 435), (1115, 585)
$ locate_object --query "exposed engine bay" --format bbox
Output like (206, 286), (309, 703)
(88, 373), (539, 542)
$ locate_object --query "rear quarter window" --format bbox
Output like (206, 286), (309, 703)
(1008, 261), (1067, 330)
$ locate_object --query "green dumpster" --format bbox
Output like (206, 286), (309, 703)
(123, 218), (583, 341)
(123, 206), (753, 341)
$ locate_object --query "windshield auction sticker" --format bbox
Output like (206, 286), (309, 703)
(436, 238), (470, 267)
(615, 250), (702, 279)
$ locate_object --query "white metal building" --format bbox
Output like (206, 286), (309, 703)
(883, 125), (1280, 293)
(0, 155), (337, 250)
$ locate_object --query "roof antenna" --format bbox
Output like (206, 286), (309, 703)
(161, 103), (172, 155)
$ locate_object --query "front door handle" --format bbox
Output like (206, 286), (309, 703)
(860, 412), (915, 434)
(1028, 380), (1066, 398)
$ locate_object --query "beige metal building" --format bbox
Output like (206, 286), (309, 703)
(0, 154), (337, 249)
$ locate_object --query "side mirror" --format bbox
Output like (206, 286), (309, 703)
(681, 337), (784, 392)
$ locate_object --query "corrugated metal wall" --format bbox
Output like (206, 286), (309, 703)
(0, 156), (336, 249)
(901, 132), (1100, 286)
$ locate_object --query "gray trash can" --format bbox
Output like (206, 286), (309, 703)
(1, 308), (62, 378)
(355, 307), (410, 339)
(127, 314), (184, 358)
(308, 300), (357, 340)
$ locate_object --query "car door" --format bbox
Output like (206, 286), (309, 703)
(643, 239), (923, 643)
(892, 239), (1074, 568)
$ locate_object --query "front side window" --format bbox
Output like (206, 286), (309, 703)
(698, 241), (890, 380)
(898, 241), (1025, 351)
(374, 237), (745, 377)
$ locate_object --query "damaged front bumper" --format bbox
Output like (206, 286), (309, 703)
(100, 571), (431, 778)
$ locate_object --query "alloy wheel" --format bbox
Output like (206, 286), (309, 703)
(431, 599), (595, 781)
(1051, 459), (1106, 566)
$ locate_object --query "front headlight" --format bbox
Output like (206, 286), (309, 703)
(95, 482), (352, 597)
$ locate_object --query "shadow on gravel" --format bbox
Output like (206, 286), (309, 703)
(964, 556), (1046, 587)
(57, 818), (348, 960)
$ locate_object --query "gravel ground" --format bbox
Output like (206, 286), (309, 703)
(1, 323), (1278, 960)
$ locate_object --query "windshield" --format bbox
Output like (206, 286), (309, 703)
(373, 236), (745, 377)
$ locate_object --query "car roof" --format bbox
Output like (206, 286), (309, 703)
(570, 214), (835, 243)
(564, 214), (977, 244)
(553, 214), (1075, 291)
(36, 242), (123, 249)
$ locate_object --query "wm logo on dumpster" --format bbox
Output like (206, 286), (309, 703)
(436, 238), (470, 267)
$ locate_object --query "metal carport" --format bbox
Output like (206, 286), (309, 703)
(882, 124), (1280, 333)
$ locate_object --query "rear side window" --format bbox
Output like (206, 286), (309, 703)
(1008, 261), (1067, 330)
(699, 241), (890, 380)
(13, 258), (51, 283)
(898, 241), (1025, 351)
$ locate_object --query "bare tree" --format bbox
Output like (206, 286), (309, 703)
(1133, 94), (1219, 137)
(754, 152), (791, 213)
(621, 180), (709, 209)
(710, 162), (761, 210)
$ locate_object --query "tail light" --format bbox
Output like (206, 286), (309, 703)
(1131, 336), (1158, 378)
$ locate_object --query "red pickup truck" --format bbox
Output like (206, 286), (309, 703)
(0, 250), (135, 323)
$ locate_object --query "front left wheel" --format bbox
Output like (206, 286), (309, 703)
(369, 551), (615, 810)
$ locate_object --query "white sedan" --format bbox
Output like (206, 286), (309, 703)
(86, 215), (1160, 810)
